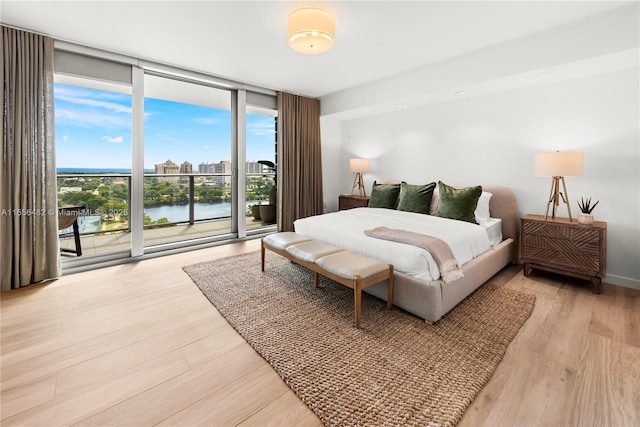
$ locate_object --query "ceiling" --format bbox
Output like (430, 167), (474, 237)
(1, 1), (634, 99)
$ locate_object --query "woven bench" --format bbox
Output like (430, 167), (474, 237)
(261, 232), (394, 328)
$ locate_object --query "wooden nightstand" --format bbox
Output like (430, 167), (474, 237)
(339, 194), (370, 210)
(520, 214), (607, 293)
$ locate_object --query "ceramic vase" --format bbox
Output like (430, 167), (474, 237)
(578, 213), (594, 225)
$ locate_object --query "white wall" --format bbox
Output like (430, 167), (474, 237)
(326, 69), (639, 288)
(320, 116), (343, 213)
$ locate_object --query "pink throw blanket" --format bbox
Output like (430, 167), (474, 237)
(364, 226), (464, 283)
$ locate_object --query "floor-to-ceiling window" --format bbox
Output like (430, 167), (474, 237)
(54, 64), (133, 258)
(142, 74), (234, 249)
(53, 46), (277, 270)
(245, 103), (278, 232)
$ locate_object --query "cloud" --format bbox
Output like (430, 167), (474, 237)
(247, 117), (276, 136)
(202, 145), (210, 150)
(194, 118), (217, 125)
(154, 133), (185, 145)
(56, 108), (131, 129)
(55, 84), (130, 107)
(102, 135), (124, 144)
(62, 135), (69, 141)
(56, 93), (131, 115)
(54, 83), (132, 130)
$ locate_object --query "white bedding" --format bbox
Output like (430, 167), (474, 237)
(480, 217), (503, 247)
(293, 208), (500, 281)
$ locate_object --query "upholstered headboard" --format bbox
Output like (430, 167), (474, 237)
(483, 185), (519, 261)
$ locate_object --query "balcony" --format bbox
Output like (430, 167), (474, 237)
(57, 172), (276, 258)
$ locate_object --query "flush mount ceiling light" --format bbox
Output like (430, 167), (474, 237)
(288, 8), (335, 54)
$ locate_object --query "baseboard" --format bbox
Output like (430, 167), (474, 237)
(604, 274), (640, 291)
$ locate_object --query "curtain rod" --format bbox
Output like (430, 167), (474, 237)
(2, 22), (53, 38)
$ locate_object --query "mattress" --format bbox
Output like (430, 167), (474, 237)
(293, 208), (501, 281)
(481, 217), (503, 247)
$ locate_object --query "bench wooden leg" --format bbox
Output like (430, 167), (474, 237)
(261, 240), (265, 272)
(387, 265), (394, 309)
(354, 276), (362, 329)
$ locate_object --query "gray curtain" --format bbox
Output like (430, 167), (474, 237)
(277, 92), (323, 232)
(1, 26), (59, 291)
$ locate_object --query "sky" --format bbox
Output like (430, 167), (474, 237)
(54, 83), (276, 170)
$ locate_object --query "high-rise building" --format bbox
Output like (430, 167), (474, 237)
(198, 162), (215, 174)
(214, 161), (232, 186)
(198, 161), (232, 186)
(246, 161), (264, 174)
(180, 161), (193, 174)
(155, 159), (179, 174)
(155, 159), (179, 182)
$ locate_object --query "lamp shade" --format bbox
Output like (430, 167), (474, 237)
(535, 151), (584, 177)
(349, 158), (371, 173)
(288, 8), (335, 54)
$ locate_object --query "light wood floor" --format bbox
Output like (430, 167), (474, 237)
(1, 239), (638, 426)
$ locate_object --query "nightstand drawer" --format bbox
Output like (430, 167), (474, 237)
(522, 221), (599, 243)
(339, 195), (370, 210)
(522, 234), (601, 257)
(522, 245), (601, 274)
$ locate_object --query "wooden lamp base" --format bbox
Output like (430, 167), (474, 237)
(351, 172), (366, 197)
(544, 176), (573, 221)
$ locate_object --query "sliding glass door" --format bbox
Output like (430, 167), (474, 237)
(142, 74), (233, 249)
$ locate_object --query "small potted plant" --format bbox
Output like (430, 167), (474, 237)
(577, 197), (599, 225)
(251, 203), (261, 220)
(258, 160), (277, 223)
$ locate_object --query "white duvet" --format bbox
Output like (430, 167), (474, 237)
(293, 208), (498, 281)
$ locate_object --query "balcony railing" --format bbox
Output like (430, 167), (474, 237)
(57, 172), (276, 237)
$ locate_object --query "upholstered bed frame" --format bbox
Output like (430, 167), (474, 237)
(362, 185), (519, 323)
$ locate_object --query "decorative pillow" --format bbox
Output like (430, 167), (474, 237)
(435, 181), (482, 223)
(397, 181), (436, 214)
(474, 191), (493, 223)
(369, 181), (401, 209)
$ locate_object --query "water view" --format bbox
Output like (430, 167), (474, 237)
(60, 201), (263, 236)
(144, 200), (261, 223)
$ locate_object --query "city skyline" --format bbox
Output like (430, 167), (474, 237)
(153, 159), (266, 175)
(54, 83), (276, 169)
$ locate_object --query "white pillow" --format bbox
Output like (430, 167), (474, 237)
(429, 186), (439, 215)
(474, 191), (492, 223)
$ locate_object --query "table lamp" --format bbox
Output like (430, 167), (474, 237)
(535, 151), (584, 221)
(349, 158), (371, 197)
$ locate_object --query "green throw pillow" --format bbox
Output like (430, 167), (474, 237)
(397, 181), (436, 214)
(435, 181), (482, 223)
(369, 181), (401, 209)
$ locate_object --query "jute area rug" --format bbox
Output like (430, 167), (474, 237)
(183, 251), (535, 427)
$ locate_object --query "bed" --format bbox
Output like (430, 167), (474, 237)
(293, 185), (519, 322)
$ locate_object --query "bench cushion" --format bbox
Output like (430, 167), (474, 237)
(317, 252), (389, 280)
(286, 241), (344, 263)
(263, 232), (312, 250)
